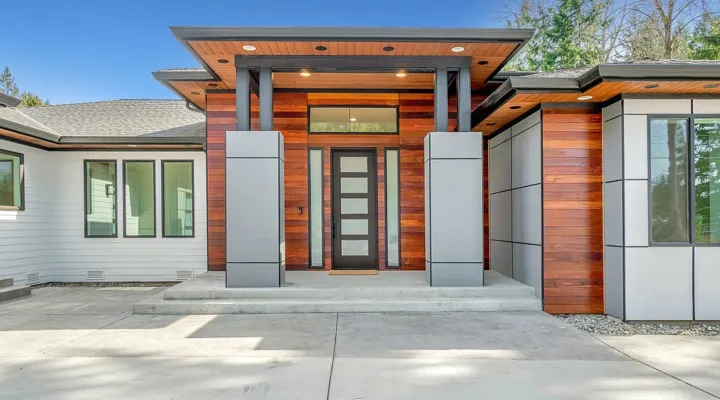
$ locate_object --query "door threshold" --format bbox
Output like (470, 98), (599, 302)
(328, 270), (378, 276)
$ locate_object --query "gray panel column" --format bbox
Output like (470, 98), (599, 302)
(424, 132), (484, 286)
(259, 67), (274, 131)
(236, 67), (251, 131)
(434, 67), (448, 132)
(225, 130), (285, 287)
(456, 67), (471, 132)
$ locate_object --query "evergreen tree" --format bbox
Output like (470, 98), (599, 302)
(0, 67), (49, 107)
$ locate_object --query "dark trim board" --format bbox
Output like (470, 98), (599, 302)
(234, 55), (473, 71)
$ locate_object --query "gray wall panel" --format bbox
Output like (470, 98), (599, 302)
(603, 101), (622, 122)
(429, 158), (484, 263)
(603, 116), (623, 182)
(489, 140), (511, 194)
(226, 131), (282, 158)
(694, 248), (720, 320)
(604, 246), (624, 319)
(693, 99), (720, 114)
(227, 263), (281, 288)
(490, 240), (512, 278)
(429, 131), (483, 159)
(512, 243), (542, 297)
(604, 181), (623, 246)
(511, 124), (542, 188)
(511, 111), (541, 137)
(430, 262), (484, 286)
(623, 115), (648, 180)
(625, 247), (693, 320)
(512, 184), (542, 245)
(623, 180), (649, 247)
(489, 129), (510, 149)
(490, 191), (512, 241)
(226, 158), (280, 263)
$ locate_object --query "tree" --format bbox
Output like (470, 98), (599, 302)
(0, 66), (49, 107)
(690, 13), (720, 59)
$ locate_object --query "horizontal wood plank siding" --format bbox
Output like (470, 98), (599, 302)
(542, 108), (604, 314)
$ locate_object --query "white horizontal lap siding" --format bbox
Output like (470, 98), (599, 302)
(50, 151), (207, 282)
(0, 141), (53, 285)
(0, 142), (208, 284)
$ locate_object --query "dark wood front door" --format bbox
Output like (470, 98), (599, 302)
(331, 150), (378, 270)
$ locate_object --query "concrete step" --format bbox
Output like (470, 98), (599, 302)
(0, 278), (14, 288)
(163, 285), (535, 301)
(0, 285), (31, 303)
(134, 297), (542, 315)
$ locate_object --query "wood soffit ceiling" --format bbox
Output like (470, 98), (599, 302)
(474, 80), (720, 136)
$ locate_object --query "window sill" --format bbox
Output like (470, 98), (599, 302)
(0, 206), (23, 211)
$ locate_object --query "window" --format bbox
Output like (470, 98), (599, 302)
(85, 161), (117, 237)
(694, 118), (720, 243)
(0, 150), (23, 209)
(309, 107), (398, 133)
(162, 161), (194, 237)
(124, 161), (156, 237)
(309, 149), (323, 267)
(385, 149), (401, 267)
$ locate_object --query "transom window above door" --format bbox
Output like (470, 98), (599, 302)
(309, 106), (398, 134)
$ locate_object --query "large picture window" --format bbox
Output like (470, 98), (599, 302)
(649, 116), (720, 245)
(162, 161), (194, 237)
(85, 160), (118, 237)
(0, 150), (23, 210)
(309, 107), (398, 133)
(124, 161), (156, 237)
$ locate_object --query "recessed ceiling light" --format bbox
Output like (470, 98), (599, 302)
(300, 70), (312, 77)
(705, 83), (719, 89)
(487, 122), (496, 126)
(509, 105), (521, 110)
(315, 45), (327, 51)
(383, 46), (395, 52)
(191, 91), (200, 95)
(242, 45), (257, 51)
(128, 144), (138, 147)
(451, 46), (465, 53)
(477, 60), (489, 65)
(217, 59), (229, 64)
(208, 83), (218, 87)
(577, 95), (593, 101)
(644, 83), (660, 89)
(350, 117), (357, 122)
(396, 70), (407, 78)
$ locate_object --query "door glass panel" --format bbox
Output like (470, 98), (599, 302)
(342, 219), (368, 235)
(340, 156), (368, 173)
(385, 150), (400, 267)
(341, 177), (368, 193)
(341, 198), (368, 214)
(309, 149), (324, 267)
(342, 240), (369, 256)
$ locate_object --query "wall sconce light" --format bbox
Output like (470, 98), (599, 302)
(297, 206), (303, 215)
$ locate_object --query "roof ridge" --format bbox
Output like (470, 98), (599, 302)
(11, 108), (62, 136)
(28, 98), (185, 107)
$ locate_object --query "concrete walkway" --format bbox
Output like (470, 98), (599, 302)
(0, 287), (718, 399)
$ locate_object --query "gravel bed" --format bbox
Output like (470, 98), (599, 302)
(33, 282), (178, 288)
(557, 314), (720, 336)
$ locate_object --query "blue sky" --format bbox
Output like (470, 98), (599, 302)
(1, 0), (509, 104)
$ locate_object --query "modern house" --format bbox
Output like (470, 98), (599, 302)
(1, 26), (719, 321)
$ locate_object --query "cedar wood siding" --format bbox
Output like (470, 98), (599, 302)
(542, 107), (604, 314)
(206, 92), (471, 271)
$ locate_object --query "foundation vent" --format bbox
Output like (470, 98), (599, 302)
(86, 270), (105, 281)
(26, 272), (39, 285)
(175, 270), (194, 281)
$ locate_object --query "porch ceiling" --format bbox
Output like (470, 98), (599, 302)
(158, 26), (534, 110)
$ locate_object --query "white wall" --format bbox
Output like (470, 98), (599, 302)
(0, 139), (207, 284)
(488, 111), (543, 297)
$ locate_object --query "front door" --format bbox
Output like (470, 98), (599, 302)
(331, 150), (378, 270)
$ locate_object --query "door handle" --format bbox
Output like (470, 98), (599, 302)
(332, 220), (337, 239)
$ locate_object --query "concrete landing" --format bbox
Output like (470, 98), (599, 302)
(0, 278), (30, 304)
(134, 270), (542, 314)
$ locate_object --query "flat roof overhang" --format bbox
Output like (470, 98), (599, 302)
(156, 26), (535, 110)
(473, 62), (720, 135)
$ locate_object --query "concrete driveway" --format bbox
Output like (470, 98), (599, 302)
(0, 287), (718, 400)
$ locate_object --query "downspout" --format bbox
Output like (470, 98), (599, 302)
(185, 99), (205, 114)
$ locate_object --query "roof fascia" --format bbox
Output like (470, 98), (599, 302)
(58, 136), (206, 145)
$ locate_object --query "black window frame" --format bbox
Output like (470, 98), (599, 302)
(161, 160), (195, 238)
(648, 114), (720, 247)
(384, 147), (402, 268)
(307, 147), (324, 268)
(84, 160), (118, 238)
(122, 160), (157, 238)
(307, 105), (400, 134)
(0, 149), (24, 211)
